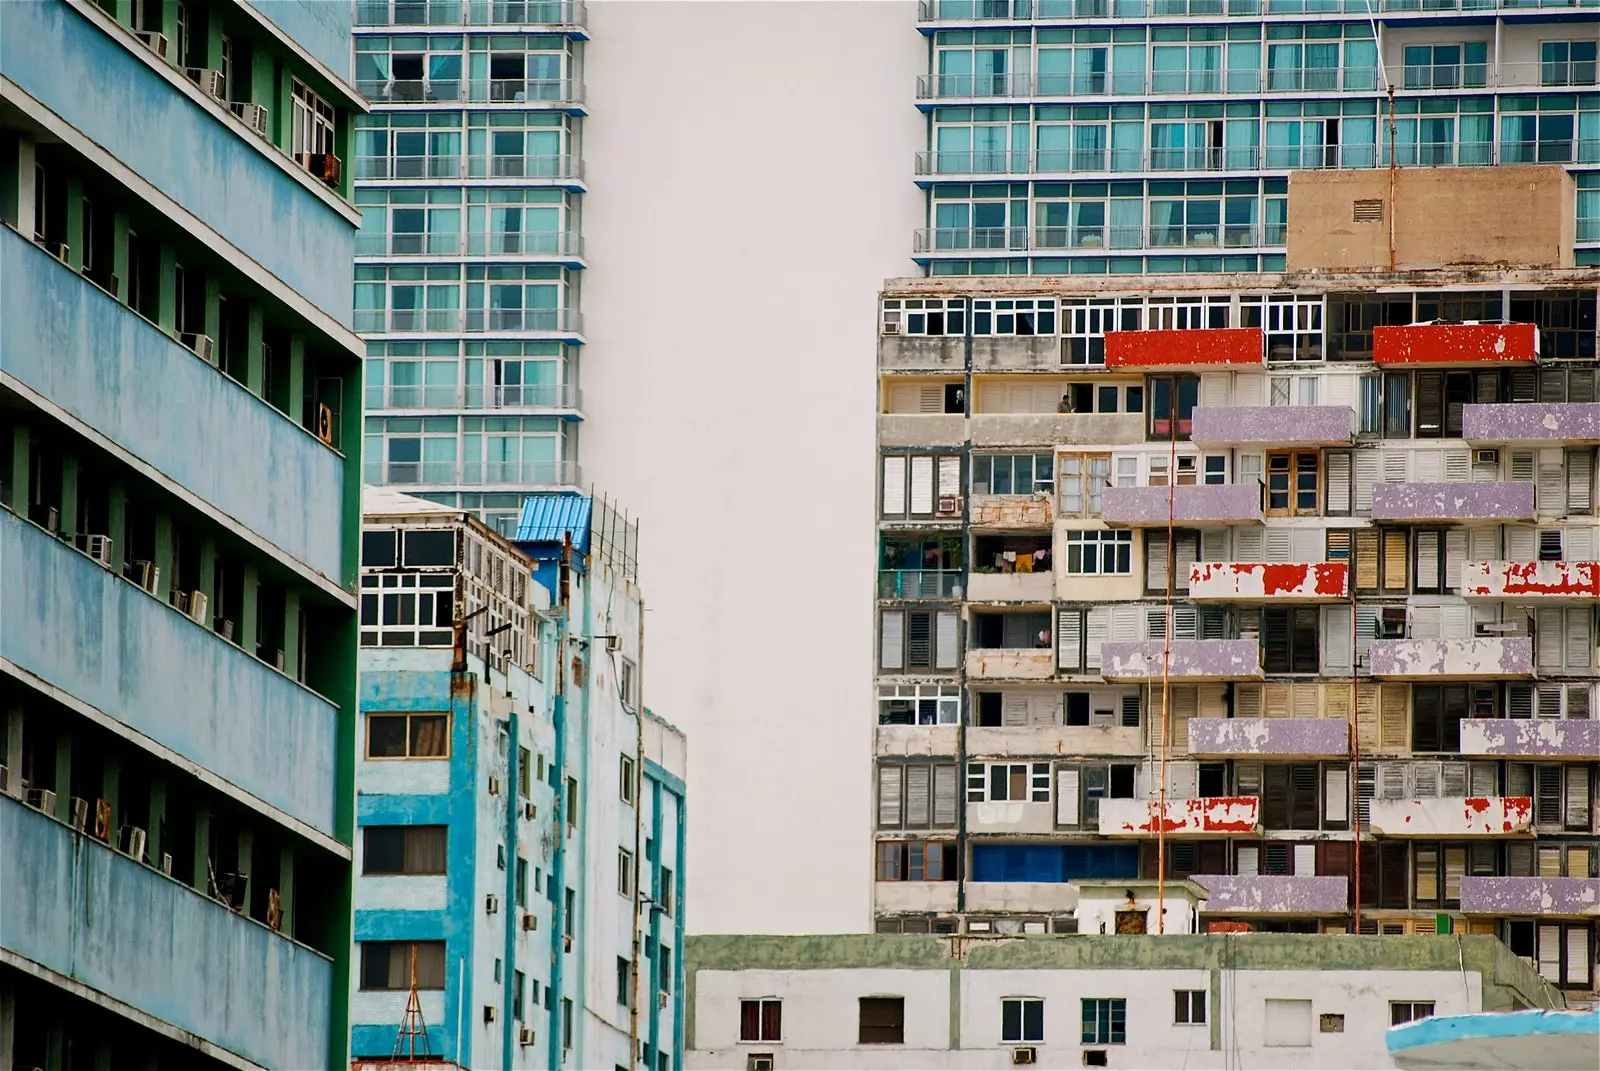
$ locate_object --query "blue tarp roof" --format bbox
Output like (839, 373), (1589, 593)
(514, 492), (592, 554)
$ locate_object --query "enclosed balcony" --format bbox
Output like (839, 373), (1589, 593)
(966, 534), (1054, 602)
(967, 611), (1055, 679)
(1367, 637), (1535, 680)
(1458, 877), (1600, 917)
(879, 534), (964, 600)
(1460, 561), (1600, 601)
(1101, 640), (1264, 681)
(1187, 718), (1349, 759)
(1097, 796), (1261, 837)
(1191, 874), (1349, 916)
(1459, 718), (1600, 762)
(1368, 796), (1533, 837)
(1189, 405), (1355, 447)
(1368, 482), (1536, 524)
(1188, 561), (1349, 602)
(1463, 402), (1600, 446)
(1373, 322), (1539, 365)
(1103, 327), (1263, 370)
(1100, 484), (1263, 527)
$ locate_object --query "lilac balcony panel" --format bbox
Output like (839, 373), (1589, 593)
(1459, 877), (1600, 916)
(1462, 402), (1600, 445)
(1100, 484), (1262, 527)
(1459, 718), (1600, 761)
(1188, 717), (1349, 758)
(1190, 405), (1355, 447)
(1369, 482), (1535, 523)
(1367, 637), (1534, 679)
(1191, 874), (1350, 915)
(1101, 640), (1263, 681)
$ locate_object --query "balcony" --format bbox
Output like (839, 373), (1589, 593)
(1368, 796), (1533, 837)
(357, 77), (464, 103)
(1373, 323), (1540, 365)
(1103, 328), (1263, 370)
(1190, 406), (1355, 447)
(878, 334), (965, 373)
(878, 569), (964, 600)
(1458, 877), (1600, 917)
(1189, 562), (1349, 602)
(1191, 874), (1349, 916)
(970, 412), (1144, 448)
(1460, 561), (1600, 602)
(355, 1), (588, 30)
(0, 796), (333, 1069)
(966, 648), (1056, 680)
(963, 882), (1079, 915)
(878, 413), (966, 448)
(467, 153), (586, 182)
(970, 335), (1062, 371)
(2, 228), (347, 579)
(1101, 484), (1264, 527)
(2, 0), (356, 319)
(1101, 640), (1264, 682)
(367, 380), (584, 413)
(1097, 796), (1261, 837)
(371, 458), (581, 489)
(1367, 637), (1535, 680)
(1369, 482), (1536, 524)
(1187, 718), (1349, 759)
(966, 725), (1143, 758)
(467, 78), (586, 106)
(1459, 718), (1600, 762)
(2, 512), (341, 834)
(969, 494), (1053, 529)
(969, 800), (1056, 836)
(873, 881), (959, 915)
(966, 571), (1055, 602)
(1463, 402), (1600, 446)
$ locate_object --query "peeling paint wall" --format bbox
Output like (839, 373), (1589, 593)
(1459, 718), (1600, 761)
(1374, 323), (1541, 364)
(1369, 481), (1536, 522)
(879, 336), (965, 371)
(969, 413), (1144, 448)
(1459, 560), (1600, 600)
(878, 414), (967, 449)
(1462, 402), (1600, 444)
(965, 649), (1057, 680)
(1097, 796), (1261, 836)
(1101, 640), (1263, 680)
(1191, 875), (1349, 915)
(1368, 796), (1534, 836)
(1190, 405), (1354, 446)
(1101, 484), (1264, 526)
(1458, 877), (1600, 916)
(970, 494), (1053, 528)
(971, 336), (1061, 370)
(1104, 327), (1264, 368)
(1188, 717), (1349, 758)
(1189, 561), (1348, 601)
(1368, 637), (1535, 679)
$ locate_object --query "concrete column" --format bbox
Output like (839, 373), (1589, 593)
(63, 176), (83, 272)
(202, 274), (221, 344)
(245, 303), (265, 395)
(107, 482), (127, 574)
(53, 731), (71, 823)
(283, 589), (302, 679)
(0, 133), (35, 235)
(287, 333), (307, 427)
(3, 704), (22, 799)
(94, 1040), (113, 1071)
(239, 563), (259, 652)
(58, 454), (78, 543)
(0, 977), (15, 1071)
(197, 535), (217, 609)
(152, 511), (173, 601)
(236, 826), (254, 911)
(192, 804), (212, 893)
(148, 777), (167, 863)
(43, 1014), (64, 1071)
(101, 755), (120, 839)
(8, 424), (29, 513)
(277, 846), (296, 934)
(112, 210), (130, 303)
(156, 243), (177, 332)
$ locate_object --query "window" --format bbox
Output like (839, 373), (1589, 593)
(858, 997), (905, 1044)
(1063, 298), (1141, 366)
(1264, 998), (1313, 1046)
(618, 848), (634, 897)
(878, 683), (961, 726)
(1174, 990), (1206, 1025)
(1543, 40), (1598, 87)
(1245, 294), (1323, 362)
(740, 999), (782, 1043)
(974, 454), (1053, 496)
(291, 79), (337, 159)
(1061, 530), (1133, 576)
(972, 298), (1057, 336)
(967, 762), (1051, 803)
(366, 712), (450, 759)
(561, 997), (572, 1050)
(880, 609), (960, 672)
(1063, 382), (1143, 415)
(1411, 685), (1471, 754)
(1058, 454), (1111, 516)
(359, 571), (456, 646)
(617, 957), (631, 1006)
(1257, 764), (1322, 830)
(1149, 375), (1199, 439)
(363, 825), (447, 875)
(1403, 43), (1487, 89)
(1390, 1002), (1435, 1026)
(883, 453), (962, 518)
(360, 940), (446, 990)
(516, 857), (528, 907)
(620, 754), (636, 805)
(878, 762), (960, 830)
(619, 657), (637, 707)
(1081, 998), (1126, 1045)
(1002, 997), (1044, 1044)
(513, 970), (526, 1021)
(1262, 608), (1319, 673)
(1266, 451), (1320, 515)
(659, 867), (675, 917)
(882, 297), (965, 336)
(876, 840), (956, 881)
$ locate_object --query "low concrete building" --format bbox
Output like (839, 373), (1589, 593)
(686, 934), (1566, 1071)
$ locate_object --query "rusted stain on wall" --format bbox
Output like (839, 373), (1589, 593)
(1190, 405), (1355, 446)
(1462, 401), (1600, 444)
(1189, 561), (1348, 600)
(1459, 560), (1600, 599)
(1101, 639), (1263, 680)
(1369, 481), (1536, 522)
(1101, 796), (1261, 836)
(1370, 795), (1534, 836)
(1458, 876), (1600, 916)
(1367, 637), (1534, 679)
(1188, 717), (1350, 757)
(1103, 327), (1264, 368)
(1101, 484), (1263, 526)
(1190, 874), (1350, 915)
(1373, 322), (1539, 364)
(1459, 717), (1600, 760)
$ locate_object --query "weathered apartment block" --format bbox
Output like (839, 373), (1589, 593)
(874, 167), (1600, 1001)
(1, 0), (364, 1067)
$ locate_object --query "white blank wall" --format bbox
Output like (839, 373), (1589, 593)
(579, 1), (925, 933)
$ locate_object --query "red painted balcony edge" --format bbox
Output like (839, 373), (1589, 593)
(1104, 327), (1264, 368)
(1372, 322), (1539, 365)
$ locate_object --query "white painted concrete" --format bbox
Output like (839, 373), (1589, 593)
(579, 0), (924, 934)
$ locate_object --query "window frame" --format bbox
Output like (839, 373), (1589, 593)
(1058, 453), (1113, 517)
(359, 939), (446, 991)
(1060, 529), (1134, 576)
(365, 711), (451, 760)
(1173, 989), (1207, 1025)
(858, 996), (906, 1045)
(1001, 996), (1046, 1044)
(974, 453), (1055, 497)
(361, 824), (448, 876)
(739, 998), (783, 1043)
(1265, 449), (1321, 516)
(1390, 1001), (1436, 1026)
(1081, 997), (1127, 1046)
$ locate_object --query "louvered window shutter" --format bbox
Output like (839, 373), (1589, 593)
(1355, 765), (1375, 826)
(1235, 761), (1263, 798)
(1509, 684), (1534, 719)
(1565, 766), (1590, 831)
(1379, 763), (1407, 799)
(1236, 845), (1259, 876)
(1380, 686), (1408, 750)
(1174, 606), (1198, 641)
(919, 385), (943, 413)
(1444, 847), (1466, 903)
(1444, 529), (1466, 591)
(1509, 449), (1535, 483)
(1537, 925), (1562, 981)
(1469, 762), (1498, 797)
(1236, 373), (1265, 406)
(1169, 760), (1199, 799)
(1537, 609), (1566, 671)
(907, 612), (932, 670)
(1444, 449), (1470, 483)
(938, 455), (962, 500)
(1291, 528), (1322, 562)
(1535, 766), (1562, 826)
(1199, 684), (1228, 718)
(909, 456), (935, 515)
(1200, 373), (1230, 407)
(1200, 527), (1229, 562)
(1057, 611), (1082, 671)
(932, 765), (958, 827)
(1355, 684), (1379, 749)
(1322, 605), (1352, 673)
(1264, 684), (1291, 719)
(935, 611), (959, 669)
(882, 456), (906, 516)
(1538, 685), (1563, 719)
(1382, 449), (1409, 484)
(1323, 451), (1351, 516)
(905, 765), (932, 828)
(1056, 767), (1081, 827)
(1506, 525), (1537, 561)
(1172, 687), (1196, 754)
(1565, 929), (1590, 985)
(1121, 693), (1141, 727)
(1412, 762), (1440, 798)
(1003, 695), (1031, 728)
(881, 612), (905, 670)
(1564, 524), (1595, 560)
(1415, 531), (1441, 591)
(1264, 527), (1292, 563)
(1085, 608), (1108, 671)
(1235, 684), (1262, 718)
(877, 765), (904, 828)
(1410, 605), (1440, 640)
(1111, 604), (1141, 640)
(1294, 842), (1317, 877)
(1174, 534), (1197, 593)
(1324, 765), (1349, 827)
(1441, 762), (1469, 797)
(1355, 451), (1379, 513)
(1416, 373), (1444, 436)
(1537, 449), (1566, 517)
(1414, 448), (1444, 483)
(1146, 531), (1169, 591)
(887, 384), (918, 413)
(1569, 449), (1596, 516)
(1353, 531), (1380, 591)
(1441, 604), (1470, 640)
(1468, 526), (1500, 562)
(1567, 685), (1591, 721)
(1233, 527), (1263, 561)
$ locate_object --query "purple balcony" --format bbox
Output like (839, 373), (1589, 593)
(1191, 874), (1349, 916)
(1459, 718), (1600, 761)
(1188, 717), (1349, 759)
(1101, 640), (1263, 681)
(1369, 482), (1535, 523)
(1460, 560), (1600, 602)
(1462, 402), (1600, 446)
(1459, 877), (1600, 917)
(1367, 637), (1534, 680)
(1190, 406), (1355, 447)
(1100, 484), (1262, 527)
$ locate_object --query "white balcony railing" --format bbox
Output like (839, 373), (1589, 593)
(914, 224), (1284, 254)
(366, 381), (583, 411)
(356, 0), (585, 29)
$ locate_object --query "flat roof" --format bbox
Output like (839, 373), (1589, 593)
(880, 268), (1600, 297)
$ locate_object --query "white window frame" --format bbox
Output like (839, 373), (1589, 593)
(617, 848), (635, 898)
(878, 683), (961, 726)
(292, 78), (337, 158)
(882, 297), (966, 336)
(1059, 453), (1112, 516)
(1061, 529), (1134, 576)
(972, 298), (1058, 337)
(966, 761), (1051, 803)
(1001, 996), (1046, 1044)
(974, 453), (1054, 496)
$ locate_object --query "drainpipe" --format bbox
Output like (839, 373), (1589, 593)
(503, 699), (520, 1066)
(956, 316), (974, 918)
(546, 535), (572, 1070)
(628, 599), (647, 1067)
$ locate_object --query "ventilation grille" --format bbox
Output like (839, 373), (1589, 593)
(1353, 199), (1385, 223)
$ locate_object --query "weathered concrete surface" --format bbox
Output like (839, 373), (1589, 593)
(877, 413), (966, 448)
(875, 725), (960, 758)
(878, 335), (964, 371)
(966, 648), (1056, 680)
(965, 725), (1144, 758)
(872, 880), (960, 915)
(1459, 718), (1600, 761)
(1188, 717), (1350, 758)
(1459, 560), (1600, 601)
(1190, 405), (1355, 446)
(1369, 796), (1534, 837)
(1370, 482), (1536, 523)
(1098, 796), (1260, 836)
(1462, 402), (1600, 445)
(1102, 640), (1263, 681)
(970, 493), (1052, 529)
(964, 882), (1078, 914)
(1101, 484), (1263, 527)
(970, 412), (1144, 447)
(965, 571), (1055, 603)
(968, 799), (1055, 835)
(1367, 637), (1534, 680)
(971, 335), (1063, 371)
(1189, 561), (1348, 602)
(1458, 877), (1600, 917)
(1191, 874), (1349, 915)
(1374, 322), (1541, 364)
(1104, 327), (1263, 369)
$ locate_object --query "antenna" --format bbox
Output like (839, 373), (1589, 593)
(392, 944), (435, 1059)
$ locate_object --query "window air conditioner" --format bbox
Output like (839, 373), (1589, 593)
(483, 1005), (496, 1024)
(1012, 1047), (1038, 1066)
(522, 911), (537, 931)
(26, 788), (56, 814)
(93, 798), (112, 840)
(185, 67), (225, 98)
(489, 776), (502, 796)
(187, 590), (209, 625)
(937, 494), (961, 515)
(134, 30), (171, 61)
(316, 403), (336, 446)
(523, 801), (537, 820)
(132, 560), (161, 594)
(304, 152), (343, 187)
(160, 852), (174, 875)
(32, 504), (59, 535)
(34, 238), (70, 264)
(82, 533), (114, 567)
(748, 1056), (775, 1071)
(486, 893), (499, 914)
(229, 101), (270, 137)
(1474, 449), (1499, 465)
(563, 933), (573, 952)
(68, 796), (90, 832)
(267, 888), (283, 930)
(518, 1027), (536, 1046)
(119, 825), (147, 861)
(658, 990), (669, 1009)
(180, 332), (216, 364)
(883, 321), (901, 335)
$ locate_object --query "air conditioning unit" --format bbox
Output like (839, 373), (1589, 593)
(68, 796), (90, 832)
(82, 533), (114, 567)
(523, 801), (536, 820)
(132, 560), (161, 594)
(882, 320), (901, 335)
(227, 100), (269, 136)
(748, 1055), (775, 1071)
(219, 619), (236, 642)
(1474, 449), (1499, 465)
(1012, 1047), (1038, 1066)
(486, 893), (500, 914)
(93, 798), (112, 840)
(26, 788), (55, 814)
(315, 403), (335, 446)
(187, 590), (209, 625)
(658, 989), (669, 1009)
(171, 589), (190, 614)
(563, 933), (573, 952)
(303, 152), (343, 187)
(134, 30), (171, 61)
(521, 911), (537, 932)
(160, 852), (173, 875)
(483, 1005), (496, 1024)
(0, 765), (9, 796)
(180, 332), (216, 364)
(267, 888), (283, 931)
(33, 504), (60, 535)
(605, 634), (622, 652)
(489, 776), (502, 796)
(937, 494), (961, 515)
(35, 238), (70, 264)
(518, 1026), (536, 1045)
(185, 67), (225, 98)
(119, 825), (147, 861)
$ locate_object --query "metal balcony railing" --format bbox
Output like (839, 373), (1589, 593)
(357, 78), (463, 103)
(353, 154), (461, 180)
(915, 0), (1600, 21)
(366, 381), (583, 411)
(465, 231), (584, 257)
(355, 309), (463, 333)
(467, 154), (585, 180)
(375, 459), (583, 487)
(463, 308), (582, 333)
(355, 232), (463, 256)
(356, 0), (585, 28)
(878, 570), (965, 599)
(469, 78), (586, 105)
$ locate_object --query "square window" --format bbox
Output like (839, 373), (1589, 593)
(1174, 989), (1206, 1025)
(1390, 1001), (1435, 1026)
(1002, 997), (1045, 1044)
(859, 996), (905, 1044)
(740, 999), (782, 1043)
(1081, 998), (1126, 1045)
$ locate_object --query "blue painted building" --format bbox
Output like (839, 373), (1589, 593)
(0, 1), (365, 1067)
(353, 489), (687, 1071)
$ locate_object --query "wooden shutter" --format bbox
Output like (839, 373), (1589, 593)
(1325, 453), (1352, 516)
(1056, 766), (1081, 827)
(1441, 762), (1469, 797)
(1323, 606), (1352, 673)
(1294, 842), (1317, 877)
(880, 611), (905, 670)
(1235, 684), (1262, 718)
(1565, 928), (1590, 985)
(1509, 449), (1536, 482)
(1566, 449), (1594, 514)
(1355, 684), (1379, 750)
(932, 765), (958, 827)
(1410, 605), (1441, 640)
(1354, 451), (1379, 513)
(905, 765), (932, 828)
(877, 765), (903, 828)
(1382, 448), (1409, 484)
(1236, 844), (1259, 876)
(1174, 534), (1197, 593)
(1263, 684), (1291, 719)
(1535, 766), (1562, 827)
(1444, 529), (1466, 591)
(1003, 695), (1031, 728)
(882, 456), (906, 516)
(1538, 924), (1562, 981)
(937, 455), (961, 500)
(1416, 372), (1444, 436)
(1565, 766), (1591, 831)
(1566, 608), (1593, 671)
(934, 611), (959, 669)
(1381, 530), (1409, 591)
(1146, 531), (1169, 591)
(1415, 531), (1441, 591)
(1200, 527), (1229, 562)
(909, 456), (935, 515)
(1085, 608), (1108, 671)
(1264, 527), (1292, 563)
(1538, 609), (1567, 672)
(1058, 611), (1082, 672)
(1354, 530), (1380, 590)
(1233, 526), (1263, 561)
(1324, 765), (1349, 828)
(1537, 449), (1566, 517)
(1564, 524), (1596, 560)
(1468, 525), (1500, 562)
(1506, 525), (1537, 561)
(1380, 686), (1408, 751)
(1469, 762), (1498, 797)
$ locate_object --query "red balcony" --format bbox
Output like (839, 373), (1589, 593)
(1372, 322), (1538, 366)
(1104, 327), (1263, 370)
